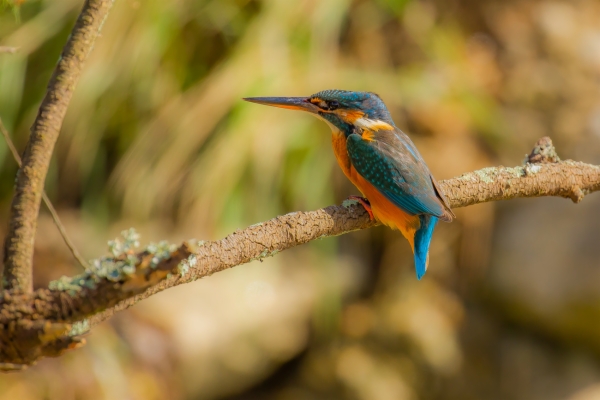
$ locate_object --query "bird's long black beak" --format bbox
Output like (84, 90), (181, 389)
(243, 96), (319, 113)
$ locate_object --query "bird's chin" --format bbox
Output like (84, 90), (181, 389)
(312, 113), (340, 133)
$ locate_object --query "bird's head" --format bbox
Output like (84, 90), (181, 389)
(244, 90), (395, 135)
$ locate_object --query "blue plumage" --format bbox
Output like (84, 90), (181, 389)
(345, 130), (451, 279)
(346, 133), (446, 218)
(414, 215), (438, 280)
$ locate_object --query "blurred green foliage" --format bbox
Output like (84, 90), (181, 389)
(0, 0), (21, 21)
(0, 0), (502, 233)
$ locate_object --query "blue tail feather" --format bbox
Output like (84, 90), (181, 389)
(413, 215), (438, 280)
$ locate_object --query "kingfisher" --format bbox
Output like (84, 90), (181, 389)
(244, 90), (454, 279)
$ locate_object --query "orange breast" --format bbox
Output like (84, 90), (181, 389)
(331, 132), (420, 249)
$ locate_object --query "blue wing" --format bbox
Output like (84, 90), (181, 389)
(346, 130), (452, 220)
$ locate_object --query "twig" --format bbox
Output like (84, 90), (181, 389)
(2, 0), (115, 292)
(0, 119), (89, 270)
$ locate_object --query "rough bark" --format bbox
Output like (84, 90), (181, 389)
(2, 0), (115, 292)
(0, 137), (599, 370)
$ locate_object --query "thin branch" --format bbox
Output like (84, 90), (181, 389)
(0, 119), (89, 270)
(2, 0), (115, 292)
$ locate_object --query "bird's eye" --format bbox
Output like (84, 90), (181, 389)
(328, 100), (339, 110)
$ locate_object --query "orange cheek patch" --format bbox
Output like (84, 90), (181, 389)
(337, 110), (364, 122)
(310, 98), (328, 109)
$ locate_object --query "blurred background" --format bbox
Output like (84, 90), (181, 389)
(1, 0), (600, 398)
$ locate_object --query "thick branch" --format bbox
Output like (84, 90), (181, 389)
(3, 0), (115, 292)
(92, 161), (600, 322)
(1, 139), (600, 368)
(4, 158), (600, 324)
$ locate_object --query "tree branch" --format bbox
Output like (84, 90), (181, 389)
(2, 0), (114, 292)
(0, 137), (599, 369)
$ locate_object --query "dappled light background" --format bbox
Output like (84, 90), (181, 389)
(1, 0), (600, 399)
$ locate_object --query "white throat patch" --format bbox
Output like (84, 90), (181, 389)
(354, 117), (393, 131)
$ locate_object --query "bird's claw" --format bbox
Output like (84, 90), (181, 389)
(347, 195), (374, 220)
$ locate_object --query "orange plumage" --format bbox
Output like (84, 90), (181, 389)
(332, 132), (420, 250)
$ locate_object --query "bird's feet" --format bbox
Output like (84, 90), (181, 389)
(347, 195), (374, 220)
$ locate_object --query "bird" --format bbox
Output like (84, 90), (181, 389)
(244, 90), (454, 279)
